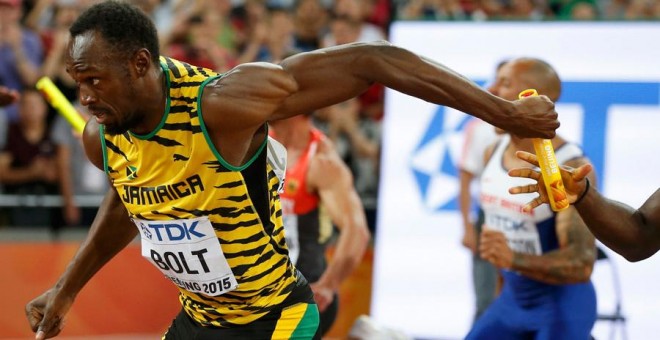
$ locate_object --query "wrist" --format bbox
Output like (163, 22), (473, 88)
(510, 252), (524, 271)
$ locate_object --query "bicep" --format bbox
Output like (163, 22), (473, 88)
(274, 45), (376, 119)
(309, 154), (362, 230)
(638, 188), (660, 245)
(82, 120), (104, 171)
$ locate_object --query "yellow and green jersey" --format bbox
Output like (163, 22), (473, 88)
(101, 57), (308, 327)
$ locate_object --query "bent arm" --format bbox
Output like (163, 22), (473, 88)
(576, 187), (660, 262)
(308, 141), (370, 291)
(511, 206), (596, 284)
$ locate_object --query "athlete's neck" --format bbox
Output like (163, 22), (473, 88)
(130, 68), (168, 135)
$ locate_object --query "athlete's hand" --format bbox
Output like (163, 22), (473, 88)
(504, 95), (559, 139)
(26, 288), (74, 339)
(508, 151), (593, 211)
(479, 229), (513, 269)
(309, 282), (334, 312)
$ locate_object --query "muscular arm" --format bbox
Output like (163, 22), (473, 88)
(307, 138), (370, 293)
(510, 150), (660, 262)
(27, 120), (138, 339)
(53, 187), (138, 298)
(511, 158), (597, 284)
(201, 42), (558, 167)
(276, 42), (556, 137)
(511, 206), (596, 284)
(575, 187), (660, 262)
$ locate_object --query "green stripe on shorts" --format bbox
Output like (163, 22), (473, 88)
(290, 304), (320, 339)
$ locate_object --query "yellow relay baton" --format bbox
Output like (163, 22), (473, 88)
(518, 89), (569, 212)
(36, 77), (86, 134)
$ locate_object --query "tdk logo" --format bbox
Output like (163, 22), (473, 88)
(144, 221), (206, 241)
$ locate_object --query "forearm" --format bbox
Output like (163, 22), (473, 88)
(317, 217), (370, 290)
(511, 248), (593, 285)
(57, 148), (75, 206)
(54, 190), (137, 297)
(279, 42), (510, 120)
(359, 43), (512, 125)
(576, 188), (660, 261)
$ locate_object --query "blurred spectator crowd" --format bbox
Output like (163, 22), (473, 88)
(1, 0), (659, 232)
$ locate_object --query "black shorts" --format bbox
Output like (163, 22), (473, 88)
(164, 301), (320, 340)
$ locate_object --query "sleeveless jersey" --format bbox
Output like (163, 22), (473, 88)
(278, 128), (333, 283)
(101, 57), (307, 328)
(480, 134), (595, 314)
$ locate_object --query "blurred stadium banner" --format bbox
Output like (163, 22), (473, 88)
(374, 22), (660, 339)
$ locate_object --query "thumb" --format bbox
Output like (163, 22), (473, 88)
(36, 312), (63, 340)
(572, 163), (593, 182)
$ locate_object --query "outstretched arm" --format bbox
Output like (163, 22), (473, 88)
(276, 42), (558, 139)
(26, 121), (139, 339)
(204, 41), (559, 149)
(201, 42), (558, 167)
(307, 138), (370, 312)
(509, 151), (660, 262)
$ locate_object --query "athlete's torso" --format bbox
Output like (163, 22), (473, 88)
(279, 128), (333, 283)
(480, 135), (593, 309)
(102, 57), (308, 328)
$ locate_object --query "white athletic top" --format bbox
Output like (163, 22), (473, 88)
(480, 134), (584, 255)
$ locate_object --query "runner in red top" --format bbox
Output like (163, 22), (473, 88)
(270, 114), (371, 337)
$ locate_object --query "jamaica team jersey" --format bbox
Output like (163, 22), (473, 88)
(101, 57), (307, 327)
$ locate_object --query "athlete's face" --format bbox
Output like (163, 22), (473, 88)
(65, 31), (144, 135)
(488, 60), (537, 135)
(487, 61), (534, 102)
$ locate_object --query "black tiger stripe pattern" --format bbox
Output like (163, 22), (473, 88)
(102, 57), (305, 328)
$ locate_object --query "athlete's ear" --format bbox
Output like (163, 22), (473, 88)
(133, 49), (151, 76)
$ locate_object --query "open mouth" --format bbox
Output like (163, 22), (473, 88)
(89, 109), (108, 123)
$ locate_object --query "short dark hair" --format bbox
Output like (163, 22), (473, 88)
(69, 0), (160, 63)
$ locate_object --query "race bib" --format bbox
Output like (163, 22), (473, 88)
(133, 216), (238, 296)
(484, 215), (542, 255)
